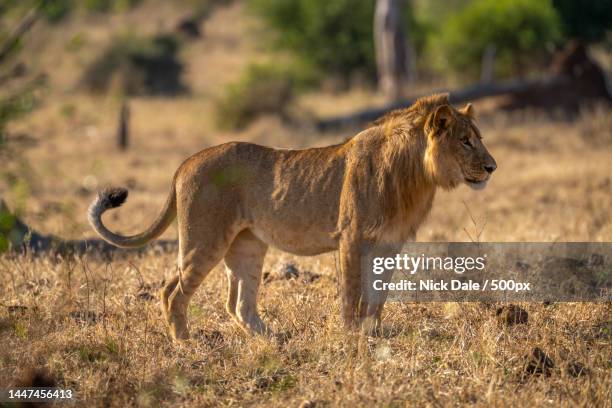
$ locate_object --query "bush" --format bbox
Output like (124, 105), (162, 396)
(0, 85), (37, 149)
(215, 62), (313, 130)
(433, 0), (562, 79)
(249, 0), (377, 81)
(552, 0), (612, 43)
(80, 33), (186, 95)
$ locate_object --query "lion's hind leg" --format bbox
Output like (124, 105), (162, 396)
(160, 274), (180, 323)
(224, 230), (269, 336)
(165, 228), (235, 341)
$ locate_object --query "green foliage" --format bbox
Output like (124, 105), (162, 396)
(215, 61), (315, 130)
(432, 0), (562, 79)
(248, 0), (376, 80)
(29, 0), (142, 23)
(81, 33), (185, 95)
(83, 0), (142, 13)
(553, 0), (612, 43)
(40, 0), (73, 23)
(84, 0), (113, 13)
(0, 86), (37, 148)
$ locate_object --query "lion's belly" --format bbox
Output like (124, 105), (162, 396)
(249, 224), (338, 256)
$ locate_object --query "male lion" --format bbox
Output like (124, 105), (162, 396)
(88, 93), (496, 341)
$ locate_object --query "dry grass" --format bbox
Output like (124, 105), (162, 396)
(1, 2), (611, 406)
(1, 250), (610, 406)
(1, 103), (610, 407)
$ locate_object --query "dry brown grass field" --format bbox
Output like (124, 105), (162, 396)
(1, 2), (611, 407)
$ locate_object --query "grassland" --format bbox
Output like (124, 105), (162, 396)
(1, 2), (611, 407)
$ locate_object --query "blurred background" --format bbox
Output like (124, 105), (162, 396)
(0, 0), (611, 246)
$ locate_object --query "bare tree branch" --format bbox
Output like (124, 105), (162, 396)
(0, 5), (41, 64)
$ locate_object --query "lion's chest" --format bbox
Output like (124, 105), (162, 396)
(379, 189), (436, 243)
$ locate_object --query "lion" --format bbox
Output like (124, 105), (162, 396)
(88, 93), (497, 341)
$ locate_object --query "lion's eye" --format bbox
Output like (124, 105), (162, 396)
(461, 138), (472, 148)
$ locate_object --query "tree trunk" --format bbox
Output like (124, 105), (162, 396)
(117, 100), (130, 151)
(374, 0), (414, 101)
(480, 44), (496, 84)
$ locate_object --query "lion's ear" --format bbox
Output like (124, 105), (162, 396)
(430, 104), (455, 133)
(461, 103), (475, 119)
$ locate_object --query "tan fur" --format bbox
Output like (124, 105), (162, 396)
(88, 93), (496, 340)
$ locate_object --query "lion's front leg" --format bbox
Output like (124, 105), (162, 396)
(338, 236), (363, 330)
(339, 237), (392, 334)
(358, 269), (392, 335)
(357, 242), (404, 335)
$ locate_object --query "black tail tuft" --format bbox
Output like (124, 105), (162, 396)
(100, 187), (128, 209)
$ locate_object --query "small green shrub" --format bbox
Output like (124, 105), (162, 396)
(215, 62), (314, 130)
(432, 0), (562, 79)
(80, 33), (186, 95)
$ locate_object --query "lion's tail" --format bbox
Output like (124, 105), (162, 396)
(88, 185), (176, 249)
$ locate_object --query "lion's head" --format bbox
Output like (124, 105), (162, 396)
(423, 98), (497, 190)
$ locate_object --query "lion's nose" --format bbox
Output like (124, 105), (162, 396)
(484, 162), (497, 174)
